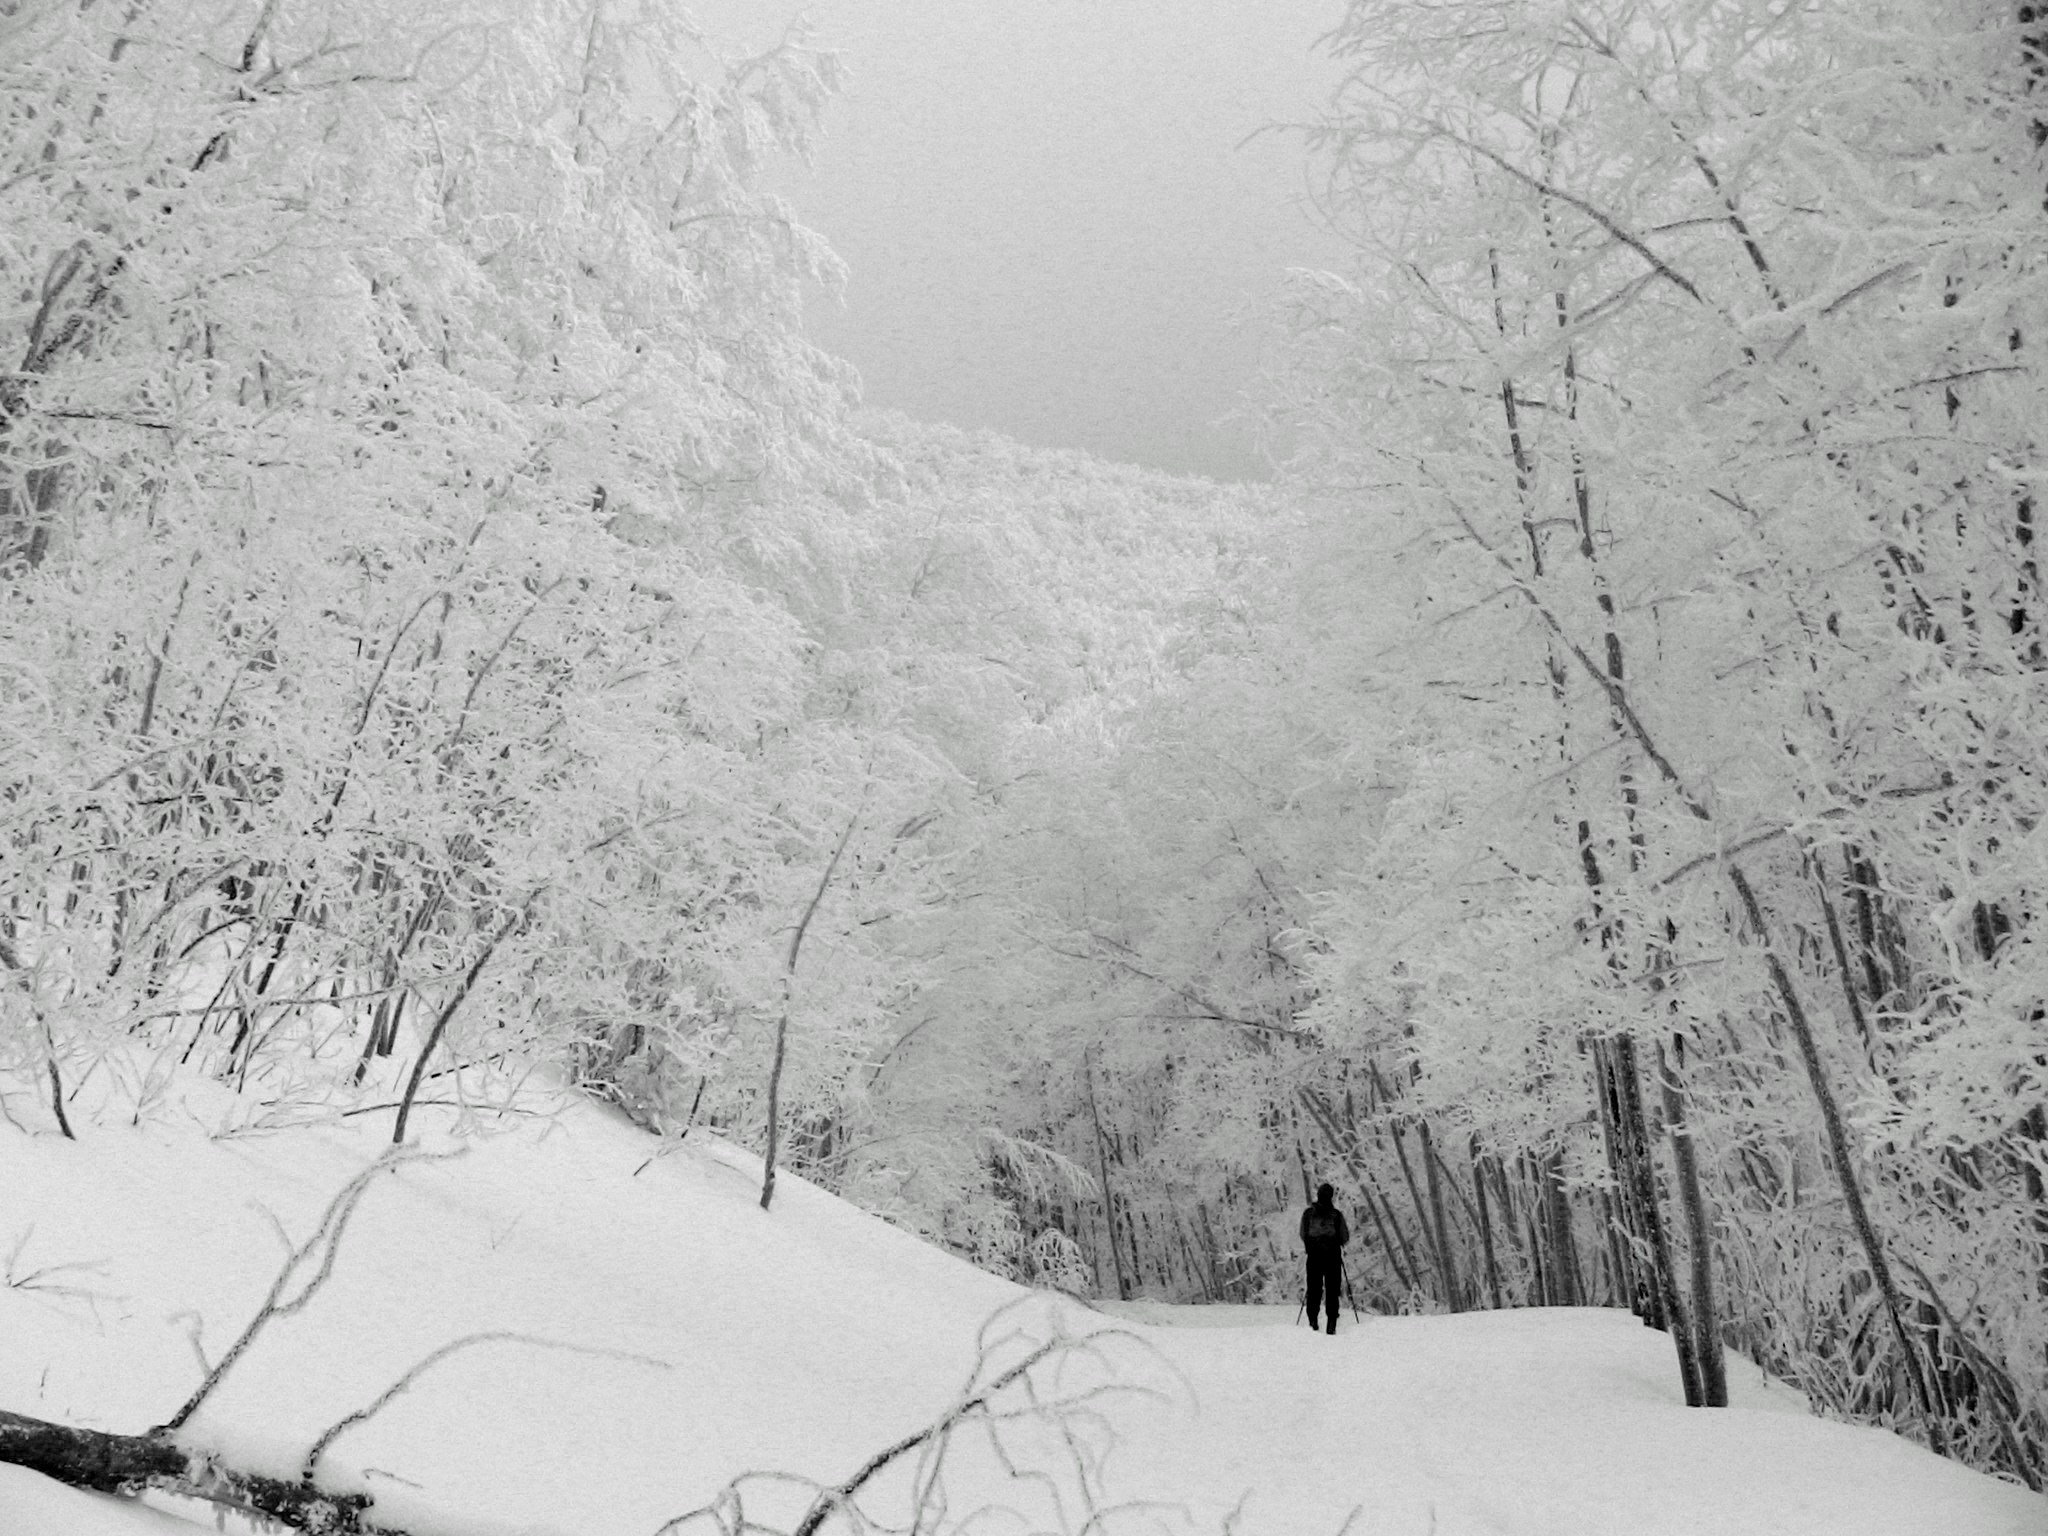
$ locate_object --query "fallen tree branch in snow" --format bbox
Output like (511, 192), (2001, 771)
(0, 1409), (185, 1493)
(0, 1143), (678, 1534)
(0, 1307), (668, 1534)
(0, 1406), (393, 1534)
(0, 1148), (472, 1532)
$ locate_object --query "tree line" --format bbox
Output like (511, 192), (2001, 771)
(0, 0), (1262, 1276)
(982, 0), (2048, 1492)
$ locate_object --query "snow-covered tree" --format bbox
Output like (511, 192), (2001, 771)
(0, 0), (930, 1161)
(1265, 0), (2048, 1476)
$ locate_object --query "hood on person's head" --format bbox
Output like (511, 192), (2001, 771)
(1316, 1182), (1334, 1207)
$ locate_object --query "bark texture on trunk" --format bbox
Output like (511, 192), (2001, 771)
(0, 1408), (393, 1534)
(1417, 1119), (1463, 1311)
(1615, 1032), (1705, 1405)
(1470, 1134), (1504, 1309)
(1660, 1034), (1729, 1406)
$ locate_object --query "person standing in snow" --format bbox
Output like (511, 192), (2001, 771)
(1300, 1182), (1349, 1333)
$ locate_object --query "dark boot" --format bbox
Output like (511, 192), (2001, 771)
(1326, 1316), (1337, 1335)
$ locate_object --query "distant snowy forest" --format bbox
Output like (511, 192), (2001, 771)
(4, 0), (2046, 1495)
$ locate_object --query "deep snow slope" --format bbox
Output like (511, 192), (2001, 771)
(1, 1094), (2042, 1536)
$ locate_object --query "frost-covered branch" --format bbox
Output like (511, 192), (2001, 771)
(161, 1145), (452, 1432)
(304, 1330), (670, 1481)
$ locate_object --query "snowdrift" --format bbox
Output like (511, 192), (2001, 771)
(1, 1094), (2041, 1535)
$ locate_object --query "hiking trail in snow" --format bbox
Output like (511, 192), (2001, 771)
(2, 1092), (2039, 1535)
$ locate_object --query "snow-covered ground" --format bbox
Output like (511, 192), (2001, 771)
(3, 1092), (2041, 1536)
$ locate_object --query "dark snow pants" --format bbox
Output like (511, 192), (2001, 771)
(1304, 1248), (1342, 1330)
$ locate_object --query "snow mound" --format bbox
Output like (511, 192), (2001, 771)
(1, 1100), (2041, 1536)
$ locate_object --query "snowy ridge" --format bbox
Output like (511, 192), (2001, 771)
(3, 1098), (2043, 1535)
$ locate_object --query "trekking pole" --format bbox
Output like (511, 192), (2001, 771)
(1340, 1256), (1363, 1323)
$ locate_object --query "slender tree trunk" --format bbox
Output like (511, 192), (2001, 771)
(1541, 1149), (1583, 1308)
(1196, 1201), (1225, 1300)
(1471, 1134), (1503, 1309)
(46, 1054), (73, 1141)
(392, 905), (524, 1145)
(1421, 1134), (1492, 1267)
(1591, 1036), (1648, 1319)
(1522, 1155), (1553, 1306)
(1085, 1049), (1131, 1300)
(1613, 1032), (1704, 1404)
(1482, 1154), (1526, 1263)
(1814, 865), (1882, 1071)
(1367, 1181), (1422, 1297)
(761, 810), (859, 1211)
(1726, 864), (1945, 1452)
(1659, 1035), (1727, 1406)
(1594, 1187), (1630, 1309)
(1390, 1118), (1448, 1305)
(1417, 1118), (1462, 1311)
(2019, 1104), (2048, 1301)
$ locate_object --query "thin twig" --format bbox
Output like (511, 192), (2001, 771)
(160, 1146), (453, 1431)
(304, 1331), (669, 1481)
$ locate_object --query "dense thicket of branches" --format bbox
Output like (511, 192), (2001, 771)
(0, 0), (1262, 1258)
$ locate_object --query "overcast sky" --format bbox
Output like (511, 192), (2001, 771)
(695, 0), (1353, 482)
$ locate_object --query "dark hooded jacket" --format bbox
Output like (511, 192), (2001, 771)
(1300, 1190), (1349, 1252)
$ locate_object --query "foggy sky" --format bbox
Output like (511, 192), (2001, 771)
(694, 1), (1352, 482)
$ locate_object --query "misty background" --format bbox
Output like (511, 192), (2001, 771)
(694, 0), (1351, 481)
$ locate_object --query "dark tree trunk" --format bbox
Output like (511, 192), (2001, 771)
(1085, 1050), (1130, 1300)
(1470, 1134), (1504, 1309)
(1613, 1033), (1704, 1405)
(1541, 1149), (1583, 1309)
(1390, 1117), (1449, 1306)
(1367, 1181), (1423, 1297)
(1593, 1187), (1630, 1309)
(1592, 1036), (1648, 1320)
(1659, 1035), (1728, 1406)
(0, 1408), (391, 1534)
(2020, 1104), (2048, 1301)
(1521, 1154), (1556, 1306)
(1416, 1119), (1463, 1311)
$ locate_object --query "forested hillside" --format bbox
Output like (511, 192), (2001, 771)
(1257, 0), (2048, 1484)
(3, 0), (2045, 1508)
